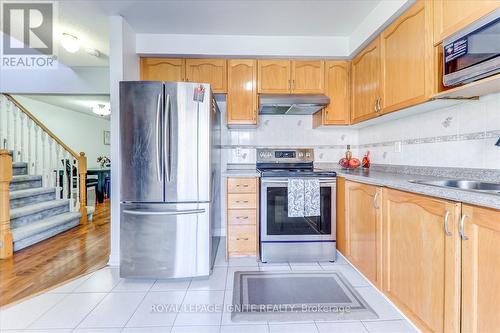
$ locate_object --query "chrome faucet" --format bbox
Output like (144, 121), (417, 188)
(496, 137), (500, 146)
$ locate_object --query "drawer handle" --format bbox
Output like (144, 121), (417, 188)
(236, 216), (249, 220)
(236, 184), (249, 187)
(459, 214), (468, 240)
(236, 200), (249, 203)
(443, 211), (452, 236)
(236, 237), (249, 241)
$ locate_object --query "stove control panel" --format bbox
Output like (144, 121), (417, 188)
(257, 148), (314, 163)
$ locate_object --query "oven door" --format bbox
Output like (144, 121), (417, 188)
(260, 177), (336, 242)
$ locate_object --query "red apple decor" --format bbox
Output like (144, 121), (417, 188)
(338, 157), (361, 169)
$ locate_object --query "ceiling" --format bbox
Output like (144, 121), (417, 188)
(10, 0), (388, 66)
(97, 0), (381, 36)
(55, 1), (110, 67)
(19, 94), (111, 119)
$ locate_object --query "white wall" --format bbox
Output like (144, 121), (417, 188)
(12, 95), (110, 168)
(1, 65), (109, 95)
(108, 16), (139, 266)
(358, 92), (500, 169)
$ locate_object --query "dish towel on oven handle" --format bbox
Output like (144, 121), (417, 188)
(287, 178), (321, 217)
(304, 178), (321, 217)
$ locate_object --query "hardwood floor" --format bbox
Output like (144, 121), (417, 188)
(0, 201), (110, 307)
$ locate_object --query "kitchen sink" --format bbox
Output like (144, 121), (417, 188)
(408, 179), (500, 195)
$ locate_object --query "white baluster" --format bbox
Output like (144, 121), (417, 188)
(69, 155), (75, 211)
(27, 118), (34, 175)
(20, 113), (26, 162)
(62, 151), (69, 202)
(6, 101), (13, 152)
(41, 132), (47, 187)
(49, 137), (55, 188)
(12, 105), (19, 162)
(55, 145), (61, 198)
(0, 96), (6, 148)
(34, 125), (41, 175)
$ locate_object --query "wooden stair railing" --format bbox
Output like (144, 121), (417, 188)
(0, 94), (88, 259)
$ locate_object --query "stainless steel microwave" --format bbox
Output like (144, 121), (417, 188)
(443, 8), (500, 87)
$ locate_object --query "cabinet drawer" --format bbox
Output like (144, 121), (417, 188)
(228, 225), (257, 254)
(228, 209), (257, 225)
(227, 178), (257, 193)
(227, 194), (257, 209)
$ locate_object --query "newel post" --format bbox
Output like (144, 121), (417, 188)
(0, 150), (13, 259)
(78, 152), (88, 225)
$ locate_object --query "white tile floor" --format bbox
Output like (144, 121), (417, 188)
(0, 241), (419, 333)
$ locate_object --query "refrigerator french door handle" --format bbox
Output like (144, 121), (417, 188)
(164, 93), (172, 182)
(155, 93), (163, 182)
(123, 209), (205, 216)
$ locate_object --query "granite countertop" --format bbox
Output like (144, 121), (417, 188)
(316, 163), (500, 211)
(223, 163), (500, 210)
(222, 164), (261, 177)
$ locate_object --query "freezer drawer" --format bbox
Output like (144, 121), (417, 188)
(120, 202), (211, 279)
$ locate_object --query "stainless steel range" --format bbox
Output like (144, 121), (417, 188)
(257, 148), (336, 263)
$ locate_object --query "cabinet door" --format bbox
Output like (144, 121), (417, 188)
(380, 0), (434, 114)
(351, 37), (381, 124)
(344, 181), (382, 287)
(461, 204), (500, 333)
(185, 59), (227, 93)
(140, 58), (185, 81)
(433, 0), (500, 45)
(227, 59), (258, 125)
(291, 60), (325, 94)
(383, 189), (461, 333)
(336, 177), (346, 254)
(322, 61), (350, 125)
(257, 60), (291, 94)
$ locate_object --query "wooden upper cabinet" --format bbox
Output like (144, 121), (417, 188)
(344, 181), (382, 287)
(257, 60), (291, 94)
(382, 188), (461, 333)
(291, 60), (325, 94)
(323, 61), (350, 125)
(461, 204), (500, 333)
(227, 59), (258, 126)
(380, 0), (434, 114)
(351, 37), (381, 124)
(140, 58), (185, 81)
(185, 59), (227, 93)
(433, 0), (500, 45)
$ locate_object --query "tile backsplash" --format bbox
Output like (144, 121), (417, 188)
(219, 92), (499, 170)
(358, 92), (500, 169)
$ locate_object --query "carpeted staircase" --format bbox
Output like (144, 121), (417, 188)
(9, 156), (81, 252)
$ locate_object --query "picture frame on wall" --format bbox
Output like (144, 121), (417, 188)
(104, 130), (111, 145)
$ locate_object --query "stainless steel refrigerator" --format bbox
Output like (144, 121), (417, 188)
(119, 81), (221, 279)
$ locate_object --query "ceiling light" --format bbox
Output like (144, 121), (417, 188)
(61, 33), (80, 53)
(92, 104), (111, 117)
(86, 48), (100, 57)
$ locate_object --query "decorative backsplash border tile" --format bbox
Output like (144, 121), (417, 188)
(220, 129), (500, 150)
(357, 130), (500, 149)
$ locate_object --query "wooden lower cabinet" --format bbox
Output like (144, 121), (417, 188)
(226, 177), (259, 258)
(382, 188), (461, 333)
(461, 204), (500, 333)
(343, 181), (382, 287)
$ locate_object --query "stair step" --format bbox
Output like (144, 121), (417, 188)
(10, 199), (70, 229)
(13, 162), (28, 176)
(10, 187), (56, 209)
(12, 211), (81, 251)
(9, 175), (42, 191)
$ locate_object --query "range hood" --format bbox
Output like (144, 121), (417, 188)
(259, 94), (330, 115)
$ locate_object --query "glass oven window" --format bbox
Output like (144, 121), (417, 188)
(266, 186), (331, 235)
